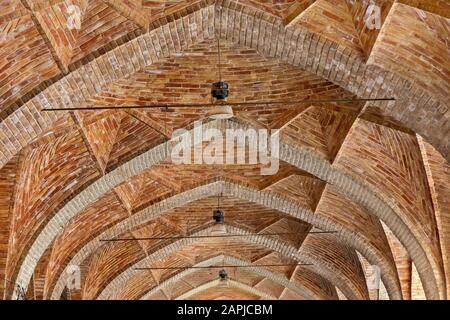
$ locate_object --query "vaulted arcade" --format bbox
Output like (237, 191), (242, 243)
(0, 0), (448, 301)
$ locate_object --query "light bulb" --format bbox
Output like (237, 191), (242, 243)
(217, 269), (229, 288)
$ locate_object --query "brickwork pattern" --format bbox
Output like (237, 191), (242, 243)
(49, 179), (396, 299)
(0, 0), (447, 300)
(11, 119), (422, 300)
(96, 224), (368, 300)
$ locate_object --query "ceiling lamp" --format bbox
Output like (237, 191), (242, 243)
(208, 39), (233, 120)
(210, 193), (227, 235)
(213, 208), (225, 223)
(211, 81), (229, 100)
(210, 208), (227, 236)
(217, 269), (229, 288)
(208, 81), (234, 120)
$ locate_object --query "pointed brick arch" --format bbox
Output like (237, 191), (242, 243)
(134, 255), (337, 300)
(2, 2), (445, 300)
(95, 224), (368, 300)
(31, 120), (434, 300)
(0, 0), (448, 173)
(48, 179), (398, 300)
(12, 123), (433, 300)
(175, 279), (276, 300)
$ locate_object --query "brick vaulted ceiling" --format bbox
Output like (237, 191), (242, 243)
(0, 0), (448, 301)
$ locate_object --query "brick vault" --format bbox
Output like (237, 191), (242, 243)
(0, 0), (448, 300)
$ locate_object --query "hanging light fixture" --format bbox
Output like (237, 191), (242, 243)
(217, 269), (229, 288)
(210, 193), (227, 236)
(210, 212), (227, 235)
(208, 82), (233, 120)
(207, 38), (234, 120)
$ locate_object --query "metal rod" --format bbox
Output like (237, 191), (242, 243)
(217, 37), (222, 82)
(307, 231), (338, 234)
(135, 263), (313, 271)
(100, 231), (337, 242)
(101, 232), (299, 241)
(42, 98), (396, 111)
